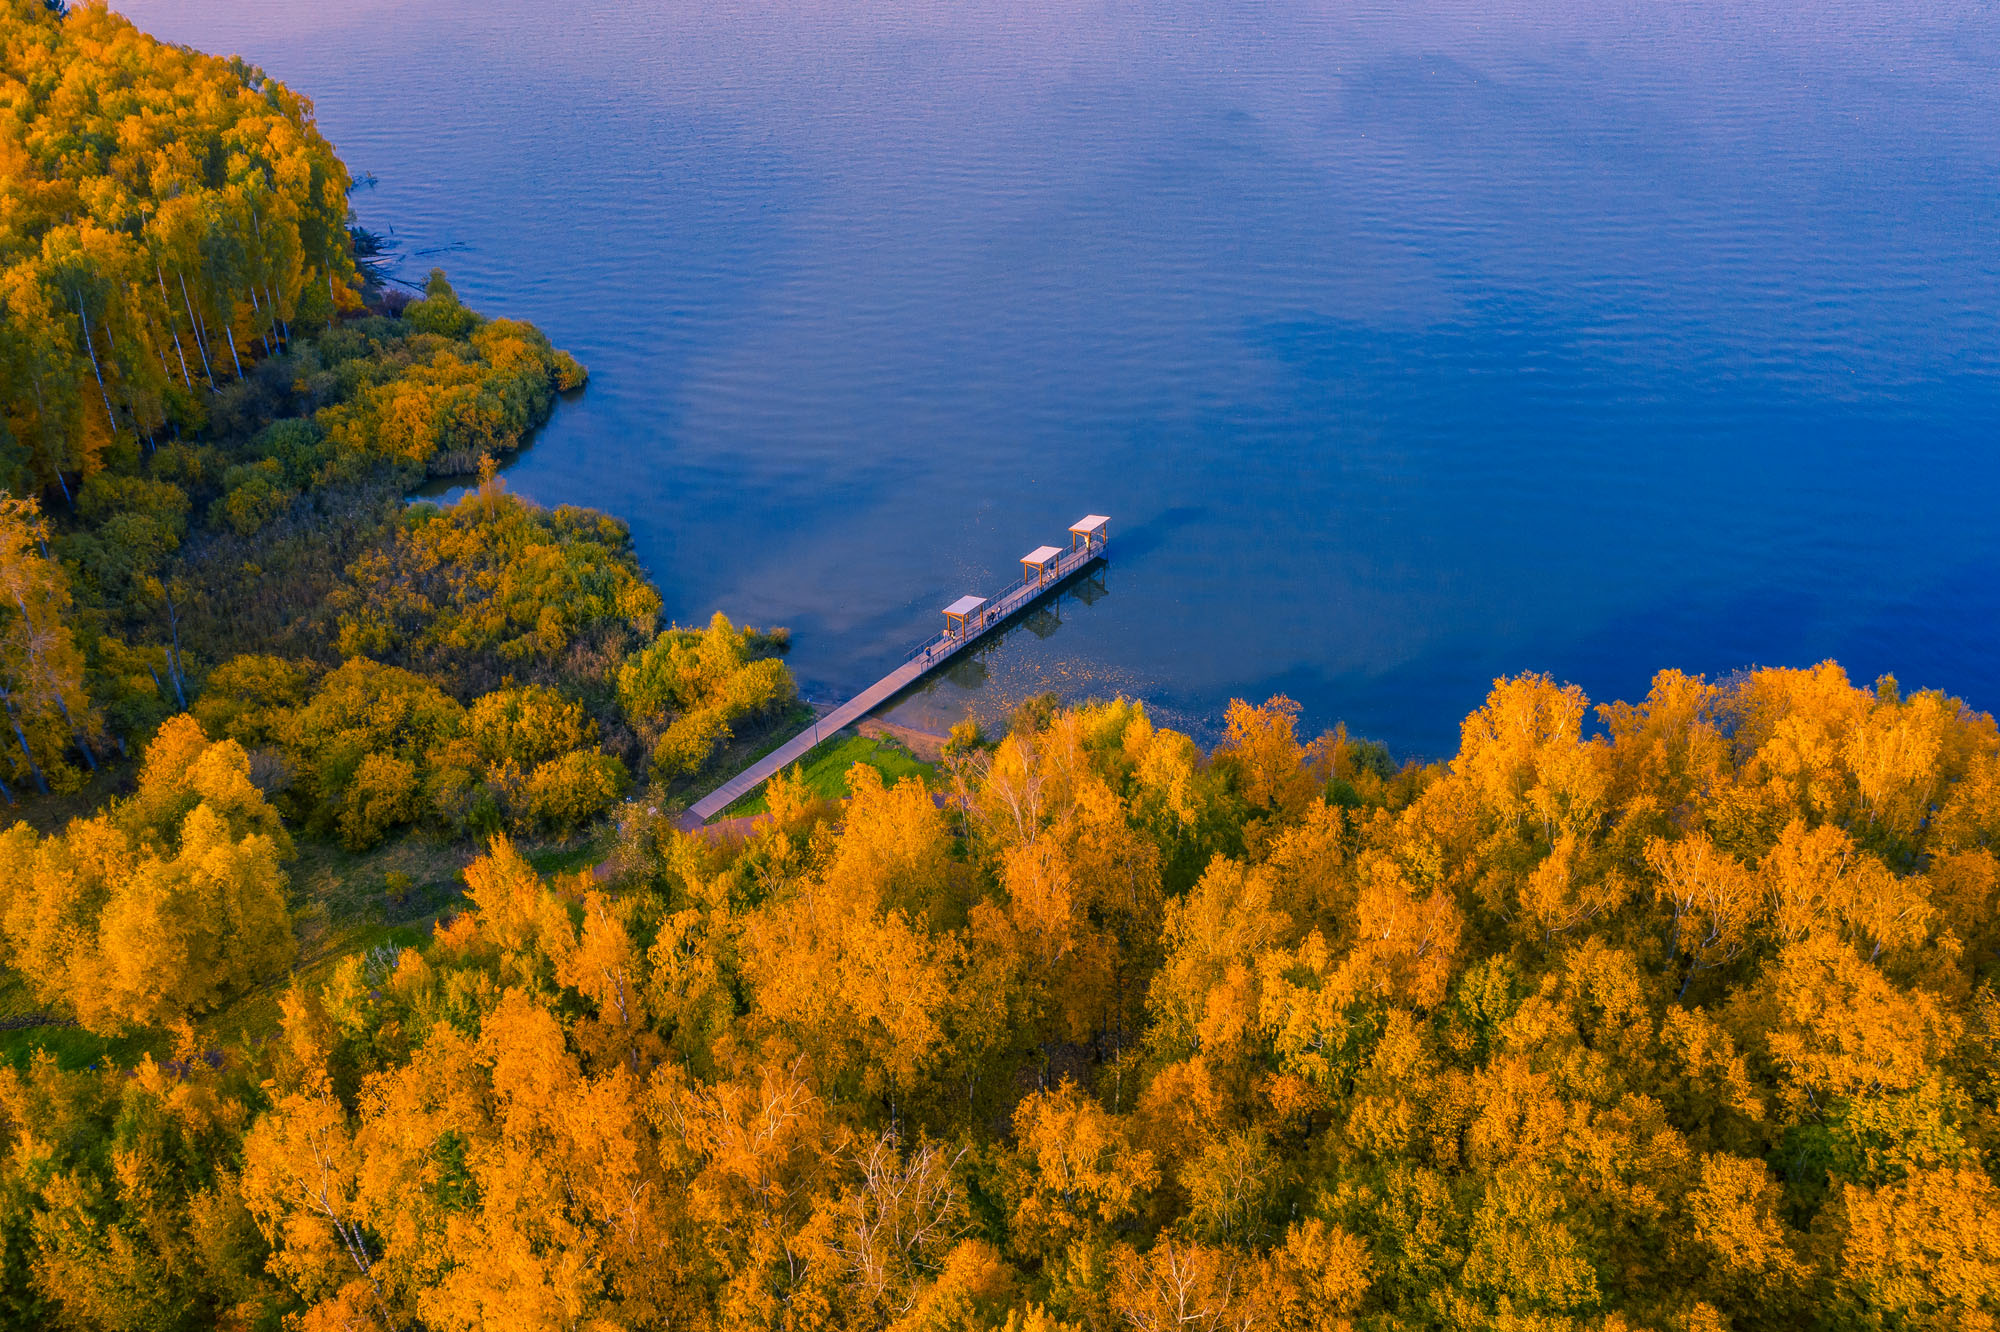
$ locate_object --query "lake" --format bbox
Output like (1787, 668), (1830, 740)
(118, 0), (2000, 759)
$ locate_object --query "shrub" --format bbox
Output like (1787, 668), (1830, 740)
(520, 751), (628, 834)
(339, 752), (423, 850)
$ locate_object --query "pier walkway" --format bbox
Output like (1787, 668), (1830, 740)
(684, 520), (1109, 824)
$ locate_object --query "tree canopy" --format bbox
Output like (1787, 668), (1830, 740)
(6, 668), (2000, 1331)
(0, 0), (356, 492)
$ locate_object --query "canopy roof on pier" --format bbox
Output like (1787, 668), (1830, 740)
(1070, 515), (1110, 538)
(1022, 545), (1063, 569)
(943, 595), (986, 617)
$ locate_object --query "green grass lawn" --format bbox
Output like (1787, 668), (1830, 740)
(0, 1021), (162, 1075)
(0, 968), (165, 1072)
(723, 732), (937, 817)
(524, 827), (618, 877)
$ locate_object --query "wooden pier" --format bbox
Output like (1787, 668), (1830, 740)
(684, 518), (1110, 824)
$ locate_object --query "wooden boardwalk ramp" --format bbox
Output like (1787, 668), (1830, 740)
(684, 520), (1109, 825)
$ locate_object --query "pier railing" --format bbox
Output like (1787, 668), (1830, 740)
(902, 537), (1107, 666)
(685, 532), (1108, 824)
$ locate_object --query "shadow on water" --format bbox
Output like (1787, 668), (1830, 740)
(1023, 606), (1063, 640)
(940, 652), (991, 691)
(881, 569), (1118, 733)
(1071, 572), (1111, 608)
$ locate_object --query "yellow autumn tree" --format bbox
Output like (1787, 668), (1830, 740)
(1002, 1081), (1158, 1266)
(0, 494), (97, 793)
(0, 714), (293, 1033)
(1828, 1167), (2000, 1331)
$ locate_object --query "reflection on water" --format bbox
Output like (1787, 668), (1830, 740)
(1022, 608), (1064, 642)
(116, 0), (2000, 756)
(884, 569), (1148, 738)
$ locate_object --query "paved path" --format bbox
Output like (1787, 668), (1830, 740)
(685, 538), (1107, 823)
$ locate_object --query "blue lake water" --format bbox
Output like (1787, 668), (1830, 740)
(121, 0), (2000, 758)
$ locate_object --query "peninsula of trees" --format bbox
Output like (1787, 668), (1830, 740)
(0, 0), (796, 821)
(3, 6), (1999, 1332)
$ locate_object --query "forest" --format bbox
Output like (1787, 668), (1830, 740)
(5, 663), (2000, 1332)
(4, 4), (2000, 1331)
